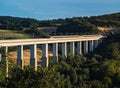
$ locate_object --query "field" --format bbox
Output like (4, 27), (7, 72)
(0, 29), (31, 39)
(97, 27), (112, 31)
(7, 49), (53, 66)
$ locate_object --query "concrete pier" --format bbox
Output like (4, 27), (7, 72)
(70, 42), (75, 55)
(98, 38), (103, 44)
(53, 43), (58, 63)
(42, 44), (48, 67)
(17, 45), (24, 69)
(77, 41), (82, 55)
(94, 40), (99, 49)
(0, 53), (1, 62)
(89, 40), (94, 52)
(30, 44), (37, 71)
(5, 46), (8, 77)
(62, 42), (67, 57)
(83, 41), (88, 54)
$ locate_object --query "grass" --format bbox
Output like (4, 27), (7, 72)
(97, 27), (112, 31)
(7, 49), (53, 66)
(0, 29), (31, 40)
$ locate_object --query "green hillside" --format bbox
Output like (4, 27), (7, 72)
(0, 29), (31, 40)
(0, 12), (120, 35)
(56, 12), (120, 34)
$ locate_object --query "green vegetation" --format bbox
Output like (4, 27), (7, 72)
(0, 32), (120, 88)
(0, 16), (39, 30)
(0, 12), (120, 35)
(0, 29), (49, 39)
(56, 13), (120, 34)
(0, 16), (49, 38)
(0, 30), (31, 39)
(24, 28), (50, 38)
(0, 12), (120, 87)
(57, 20), (100, 34)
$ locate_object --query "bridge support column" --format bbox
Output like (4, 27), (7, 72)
(62, 42), (67, 57)
(0, 46), (1, 62)
(70, 42), (75, 55)
(89, 40), (94, 52)
(4, 46), (8, 77)
(94, 40), (98, 49)
(0, 53), (1, 62)
(53, 43), (58, 63)
(30, 44), (37, 71)
(98, 38), (103, 44)
(42, 44), (48, 67)
(0, 53), (2, 62)
(17, 45), (24, 69)
(77, 41), (82, 55)
(83, 41), (88, 54)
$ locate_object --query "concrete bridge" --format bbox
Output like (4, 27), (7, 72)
(0, 35), (104, 70)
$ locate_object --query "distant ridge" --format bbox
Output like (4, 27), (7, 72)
(0, 12), (120, 34)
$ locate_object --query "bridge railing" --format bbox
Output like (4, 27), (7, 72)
(48, 32), (101, 36)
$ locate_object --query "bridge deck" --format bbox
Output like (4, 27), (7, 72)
(0, 35), (103, 47)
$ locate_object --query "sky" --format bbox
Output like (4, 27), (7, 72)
(0, 0), (120, 20)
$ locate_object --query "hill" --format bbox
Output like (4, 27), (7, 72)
(0, 12), (120, 35)
(56, 12), (120, 34)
